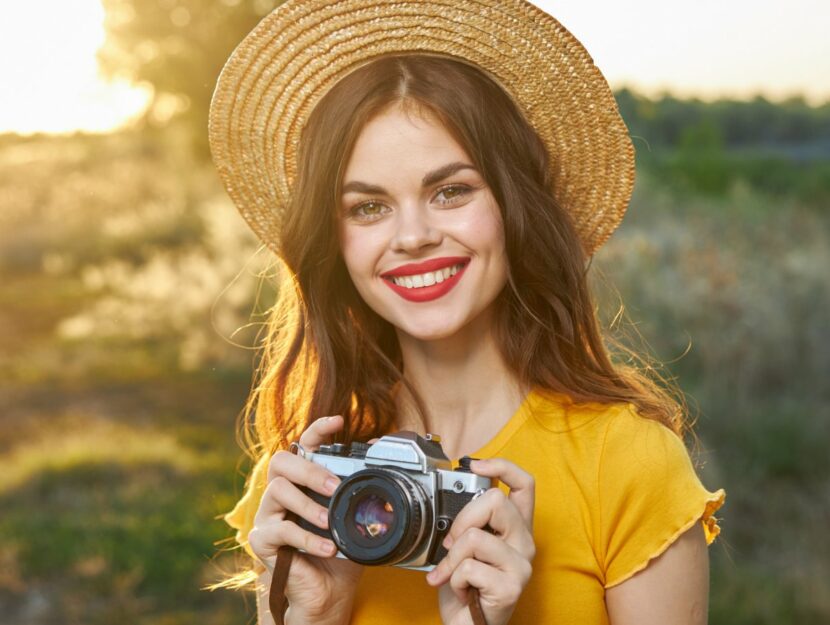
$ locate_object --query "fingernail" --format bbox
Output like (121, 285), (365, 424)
(320, 539), (336, 554)
(318, 510), (329, 527)
(442, 535), (454, 549)
(324, 477), (339, 494)
(426, 569), (438, 584)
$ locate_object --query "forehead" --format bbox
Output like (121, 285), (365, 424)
(342, 104), (470, 181)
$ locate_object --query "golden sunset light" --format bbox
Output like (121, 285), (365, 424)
(0, 1), (150, 134)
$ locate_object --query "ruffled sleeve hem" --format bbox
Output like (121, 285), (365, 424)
(222, 453), (271, 560)
(604, 487), (726, 589)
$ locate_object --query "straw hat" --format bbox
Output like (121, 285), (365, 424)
(209, 0), (635, 256)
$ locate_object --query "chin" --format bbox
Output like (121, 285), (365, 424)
(391, 312), (470, 342)
(401, 325), (461, 342)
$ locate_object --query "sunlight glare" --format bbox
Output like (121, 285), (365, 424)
(0, 2), (151, 134)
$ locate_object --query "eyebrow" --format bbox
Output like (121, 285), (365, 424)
(341, 161), (478, 196)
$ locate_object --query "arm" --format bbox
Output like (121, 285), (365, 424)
(605, 523), (710, 625)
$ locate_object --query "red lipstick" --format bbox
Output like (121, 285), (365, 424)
(381, 257), (470, 303)
(381, 256), (469, 278)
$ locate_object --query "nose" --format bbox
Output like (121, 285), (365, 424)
(390, 204), (442, 254)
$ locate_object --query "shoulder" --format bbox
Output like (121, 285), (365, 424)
(528, 389), (668, 450)
(522, 389), (687, 463)
(514, 390), (725, 588)
(518, 391), (678, 489)
(593, 404), (726, 587)
(594, 401), (706, 516)
(599, 402), (688, 472)
(526, 388), (637, 436)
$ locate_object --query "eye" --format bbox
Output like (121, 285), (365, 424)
(348, 200), (390, 222)
(434, 184), (471, 205)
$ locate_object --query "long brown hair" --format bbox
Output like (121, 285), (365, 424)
(213, 51), (690, 591)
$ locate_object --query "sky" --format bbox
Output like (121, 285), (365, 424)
(0, 0), (828, 134)
(535, 0), (830, 104)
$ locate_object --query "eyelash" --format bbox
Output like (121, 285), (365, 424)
(348, 184), (472, 221)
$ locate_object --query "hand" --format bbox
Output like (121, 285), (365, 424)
(247, 415), (363, 623)
(425, 458), (536, 625)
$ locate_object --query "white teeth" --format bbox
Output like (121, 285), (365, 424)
(390, 263), (465, 289)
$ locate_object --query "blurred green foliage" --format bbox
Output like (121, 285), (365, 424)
(99, 0), (283, 155)
(616, 88), (830, 203)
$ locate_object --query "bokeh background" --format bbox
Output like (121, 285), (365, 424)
(1, 1), (828, 623)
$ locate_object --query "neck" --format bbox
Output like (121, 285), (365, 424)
(394, 307), (528, 459)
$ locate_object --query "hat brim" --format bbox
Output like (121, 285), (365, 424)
(209, 0), (635, 256)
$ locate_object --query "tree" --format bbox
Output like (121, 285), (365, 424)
(99, 0), (282, 157)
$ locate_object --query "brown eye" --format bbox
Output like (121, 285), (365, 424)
(435, 185), (470, 205)
(350, 200), (390, 221)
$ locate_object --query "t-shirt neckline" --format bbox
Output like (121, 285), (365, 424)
(450, 387), (538, 465)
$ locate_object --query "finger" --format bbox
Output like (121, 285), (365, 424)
(298, 415), (345, 451)
(470, 458), (535, 527)
(255, 475), (331, 530)
(266, 450), (341, 496)
(427, 527), (522, 587)
(248, 518), (337, 560)
(444, 488), (535, 560)
(448, 558), (523, 608)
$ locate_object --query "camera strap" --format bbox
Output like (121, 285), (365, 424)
(267, 440), (300, 624)
(267, 442), (488, 625)
(268, 542), (294, 624)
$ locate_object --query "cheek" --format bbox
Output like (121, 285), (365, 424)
(454, 202), (505, 253)
(338, 224), (379, 281)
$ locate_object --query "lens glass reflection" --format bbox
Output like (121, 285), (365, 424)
(352, 493), (395, 539)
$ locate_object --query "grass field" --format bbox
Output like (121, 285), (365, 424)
(0, 130), (827, 624)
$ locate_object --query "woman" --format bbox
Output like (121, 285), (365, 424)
(208, 2), (725, 624)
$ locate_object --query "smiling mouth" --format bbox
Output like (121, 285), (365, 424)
(383, 262), (467, 289)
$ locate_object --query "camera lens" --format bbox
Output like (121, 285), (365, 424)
(352, 493), (395, 539)
(329, 468), (430, 565)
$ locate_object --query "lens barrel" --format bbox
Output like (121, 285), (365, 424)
(329, 468), (430, 565)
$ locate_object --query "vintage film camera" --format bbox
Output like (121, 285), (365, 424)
(296, 431), (492, 571)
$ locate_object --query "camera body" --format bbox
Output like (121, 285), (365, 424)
(297, 431), (491, 571)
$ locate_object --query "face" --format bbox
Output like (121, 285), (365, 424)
(337, 102), (509, 342)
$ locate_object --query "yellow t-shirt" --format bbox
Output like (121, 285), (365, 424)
(224, 388), (726, 624)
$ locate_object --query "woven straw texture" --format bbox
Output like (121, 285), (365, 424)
(209, 0), (636, 256)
